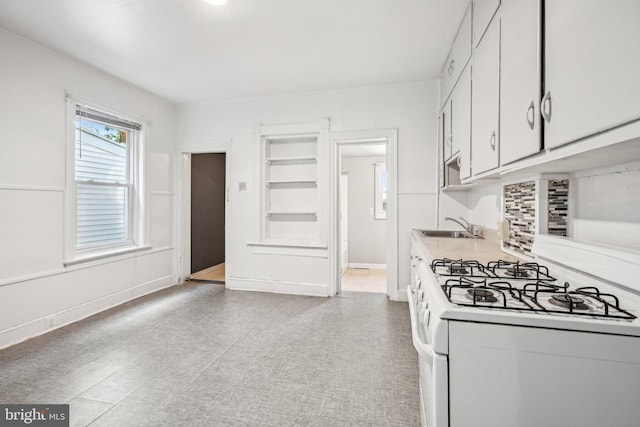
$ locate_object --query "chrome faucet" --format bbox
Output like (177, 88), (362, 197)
(445, 217), (480, 238)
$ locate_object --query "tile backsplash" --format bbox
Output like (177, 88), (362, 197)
(504, 181), (536, 255)
(547, 179), (569, 237)
(502, 178), (571, 255)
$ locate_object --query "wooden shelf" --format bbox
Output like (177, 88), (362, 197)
(266, 156), (317, 164)
(265, 179), (317, 186)
(267, 211), (317, 216)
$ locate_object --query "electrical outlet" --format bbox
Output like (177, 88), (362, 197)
(238, 181), (247, 191)
(497, 220), (510, 242)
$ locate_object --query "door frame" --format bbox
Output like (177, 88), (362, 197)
(178, 140), (232, 283)
(329, 129), (399, 299)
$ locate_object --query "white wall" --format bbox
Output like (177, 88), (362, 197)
(177, 80), (440, 299)
(570, 161), (640, 249)
(438, 184), (501, 234)
(0, 29), (177, 348)
(468, 183), (502, 230)
(341, 155), (386, 265)
(463, 161), (640, 249)
(572, 161), (640, 223)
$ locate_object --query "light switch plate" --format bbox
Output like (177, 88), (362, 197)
(238, 182), (247, 191)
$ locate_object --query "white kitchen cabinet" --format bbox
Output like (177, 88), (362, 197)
(438, 110), (446, 188)
(471, 19), (500, 175)
(441, 63), (471, 184)
(473, 0), (500, 47)
(440, 4), (472, 107)
(544, 0), (640, 149)
(442, 101), (452, 161)
(499, 0), (541, 165)
(452, 64), (471, 179)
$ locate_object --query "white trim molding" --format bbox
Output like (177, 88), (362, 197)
(178, 145), (232, 284)
(347, 263), (387, 270)
(226, 277), (328, 297)
(0, 275), (175, 350)
(329, 128), (400, 300)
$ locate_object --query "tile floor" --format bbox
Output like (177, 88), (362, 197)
(0, 284), (419, 426)
(341, 268), (387, 293)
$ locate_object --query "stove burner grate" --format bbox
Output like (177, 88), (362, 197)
(549, 294), (589, 311)
(487, 260), (556, 281)
(465, 288), (498, 303)
(431, 258), (491, 278)
(505, 268), (531, 278)
(439, 275), (637, 320)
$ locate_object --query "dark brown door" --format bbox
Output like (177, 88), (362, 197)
(191, 153), (225, 274)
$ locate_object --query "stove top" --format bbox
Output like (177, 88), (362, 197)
(432, 258), (637, 320)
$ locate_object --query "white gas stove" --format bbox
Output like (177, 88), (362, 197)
(433, 257), (638, 321)
(408, 235), (640, 427)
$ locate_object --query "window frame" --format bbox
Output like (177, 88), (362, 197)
(64, 97), (146, 265)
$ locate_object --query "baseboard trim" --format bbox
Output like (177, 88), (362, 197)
(348, 263), (387, 270)
(226, 277), (328, 297)
(0, 275), (176, 350)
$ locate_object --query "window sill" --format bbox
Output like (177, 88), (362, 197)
(64, 245), (153, 267)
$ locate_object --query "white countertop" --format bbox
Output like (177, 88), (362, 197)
(412, 228), (524, 264)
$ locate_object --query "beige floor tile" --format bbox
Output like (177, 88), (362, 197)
(341, 268), (387, 293)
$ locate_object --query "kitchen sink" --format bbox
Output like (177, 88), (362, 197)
(418, 229), (482, 239)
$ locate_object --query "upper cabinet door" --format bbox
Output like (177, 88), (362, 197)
(440, 5), (472, 107)
(500, 0), (542, 165)
(452, 64), (472, 178)
(544, 0), (640, 149)
(443, 101), (453, 161)
(473, 0), (501, 47)
(471, 19), (500, 176)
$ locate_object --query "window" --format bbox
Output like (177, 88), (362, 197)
(374, 162), (387, 220)
(66, 101), (144, 260)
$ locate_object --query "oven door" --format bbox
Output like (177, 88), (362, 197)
(408, 286), (449, 427)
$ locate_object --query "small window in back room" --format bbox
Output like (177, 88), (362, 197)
(74, 107), (141, 251)
(374, 162), (387, 220)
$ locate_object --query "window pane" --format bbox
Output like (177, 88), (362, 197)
(77, 184), (128, 249)
(75, 117), (128, 184)
(374, 162), (387, 220)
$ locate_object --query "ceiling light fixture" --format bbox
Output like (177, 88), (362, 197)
(205, 0), (227, 5)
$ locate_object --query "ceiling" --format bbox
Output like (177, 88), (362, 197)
(0, 0), (469, 105)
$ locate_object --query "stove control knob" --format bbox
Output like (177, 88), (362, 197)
(420, 300), (429, 311)
(417, 289), (424, 301)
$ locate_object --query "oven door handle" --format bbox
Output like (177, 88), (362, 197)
(407, 285), (435, 357)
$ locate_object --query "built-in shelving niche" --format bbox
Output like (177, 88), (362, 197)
(264, 136), (318, 242)
(251, 120), (329, 254)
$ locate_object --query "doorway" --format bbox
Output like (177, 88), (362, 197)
(337, 141), (389, 294)
(189, 153), (226, 283)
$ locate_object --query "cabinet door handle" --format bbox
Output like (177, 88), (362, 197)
(490, 131), (496, 150)
(448, 59), (455, 76)
(541, 91), (552, 123)
(526, 100), (535, 130)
